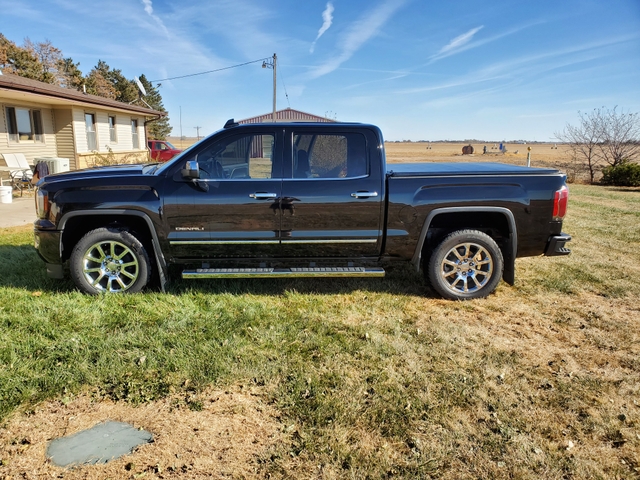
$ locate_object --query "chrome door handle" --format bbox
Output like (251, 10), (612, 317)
(351, 191), (378, 198)
(250, 192), (278, 199)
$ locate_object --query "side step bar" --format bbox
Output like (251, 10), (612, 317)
(182, 266), (386, 279)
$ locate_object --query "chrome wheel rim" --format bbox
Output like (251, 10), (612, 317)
(440, 242), (493, 294)
(82, 240), (139, 292)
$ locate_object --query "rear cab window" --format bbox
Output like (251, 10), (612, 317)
(291, 132), (368, 179)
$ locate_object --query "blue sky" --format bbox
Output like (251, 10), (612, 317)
(1, 0), (639, 141)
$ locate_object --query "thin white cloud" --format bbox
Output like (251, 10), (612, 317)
(342, 74), (408, 91)
(173, 1), (282, 60)
(310, 2), (334, 53)
(141, 0), (153, 15)
(428, 26), (483, 62)
(395, 33), (639, 110)
(140, 0), (169, 37)
(308, 0), (406, 79)
(439, 26), (484, 55)
(425, 21), (549, 65)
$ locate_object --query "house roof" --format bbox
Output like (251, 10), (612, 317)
(238, 108), (337, 124)
(0, 73), (165, 117)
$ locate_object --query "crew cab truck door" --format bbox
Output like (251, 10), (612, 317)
(162, 130), (283, 259)
(279, 127), (384, 257)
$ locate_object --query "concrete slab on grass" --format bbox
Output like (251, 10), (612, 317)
(46, 421), (153, 467)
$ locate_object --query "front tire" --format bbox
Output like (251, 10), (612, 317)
(70, 228), (151, 294)
(427, 229), (503, 300)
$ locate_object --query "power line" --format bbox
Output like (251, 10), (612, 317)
(149, 57), (269, 83)
(278, 62), (291, 109)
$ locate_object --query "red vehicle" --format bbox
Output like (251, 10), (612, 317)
(148, 140), (182, 162)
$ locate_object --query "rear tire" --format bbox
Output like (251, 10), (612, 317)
(70, 228), (150, 294)
(427, 229), (503, 300)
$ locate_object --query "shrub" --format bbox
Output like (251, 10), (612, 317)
(601, 162), (640, 186)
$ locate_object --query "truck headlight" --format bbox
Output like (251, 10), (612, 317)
(36, 188), (50, 220)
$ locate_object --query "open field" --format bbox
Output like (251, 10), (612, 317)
(1, 185), (639, 479)
(385, 141), (570, 166)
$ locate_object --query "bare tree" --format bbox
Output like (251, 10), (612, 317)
(555, 109), (603, 184)
(556, 107), (640, 183)
(23, 38), (63, 84)
(599, 106), (640, 167)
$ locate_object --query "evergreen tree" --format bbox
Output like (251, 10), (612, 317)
(57, 57), (84, 90)
(137, 74), (172, 139)
(0, 34), (47, 81)
(90, 60), (137, 103)
(85, 64), (116, 99)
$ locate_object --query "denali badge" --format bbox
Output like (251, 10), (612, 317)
(175, 227), (205, 231)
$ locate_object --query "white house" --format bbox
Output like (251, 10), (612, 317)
(0, 72), (165, 174)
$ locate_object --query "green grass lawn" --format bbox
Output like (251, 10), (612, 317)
(1, 184), (639, 479)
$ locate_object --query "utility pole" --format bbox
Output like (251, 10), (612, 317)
(194, 126), (201, 141)
(262, 53), (277, 121)
(179, 106), (183, 148)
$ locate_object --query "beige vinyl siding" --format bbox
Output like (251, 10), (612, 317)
(0, 102), (57, 165)
(72, 107), (90, 153)
(95, 111), (110, 151)
(72, 109), (148, 154)
(53, 108), (77, 170)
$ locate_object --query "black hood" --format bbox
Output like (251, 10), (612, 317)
(40, 164), (150, 185)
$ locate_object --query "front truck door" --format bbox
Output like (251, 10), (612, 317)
(279, 128), (384, 257)
(163, 130), (283, 260)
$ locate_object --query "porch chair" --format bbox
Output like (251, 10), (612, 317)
(2, 153), (34, 195)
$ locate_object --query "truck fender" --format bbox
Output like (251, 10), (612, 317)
(410, 206), (517, 285)
(58, 209), (169, 292)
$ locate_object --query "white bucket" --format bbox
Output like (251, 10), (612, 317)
(0, 186), (12, 204)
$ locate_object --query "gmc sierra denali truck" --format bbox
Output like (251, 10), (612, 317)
(34, 120), (571, 300)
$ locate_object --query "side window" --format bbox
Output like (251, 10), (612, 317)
(195, 133), (274, 179)
(108, 116), (117, 142)
(85, 113), (97, 151)
(293, 133), (367, 179)
(131, 119), (139, 149)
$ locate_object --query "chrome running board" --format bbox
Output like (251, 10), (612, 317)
(182, 266), (386, 279)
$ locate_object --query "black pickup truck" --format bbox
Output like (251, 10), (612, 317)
(33, 120), (571, 300)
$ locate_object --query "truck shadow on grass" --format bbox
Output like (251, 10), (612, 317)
(0, 244), (75, 292)
(0, 243), (436, 297)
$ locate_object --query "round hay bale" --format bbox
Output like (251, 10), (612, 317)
(462, 144), (474, 155)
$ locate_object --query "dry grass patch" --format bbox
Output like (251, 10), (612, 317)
(0, 385), (283, 479)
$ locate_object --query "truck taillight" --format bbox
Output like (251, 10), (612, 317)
(36, 188), (50, 220)
(553, 185), (568, 220)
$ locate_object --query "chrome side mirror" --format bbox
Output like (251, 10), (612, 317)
(181, 160), (200, 179)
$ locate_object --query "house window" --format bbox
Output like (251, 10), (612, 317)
(5, 106), (44, 143)
(85, 113), (97, 151)
(131, 119), (139, 149)
(108, 116), (117, 142)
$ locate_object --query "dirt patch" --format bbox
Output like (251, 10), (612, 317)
(0, 385), (284, 479)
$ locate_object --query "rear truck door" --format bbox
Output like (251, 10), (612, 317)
(278, 127), (384, 257)
(162, 129), (283, 260)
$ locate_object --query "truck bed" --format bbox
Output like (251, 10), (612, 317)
(386, 162), (559, 177)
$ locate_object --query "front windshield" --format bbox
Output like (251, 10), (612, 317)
(164, 141), (176, 149)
